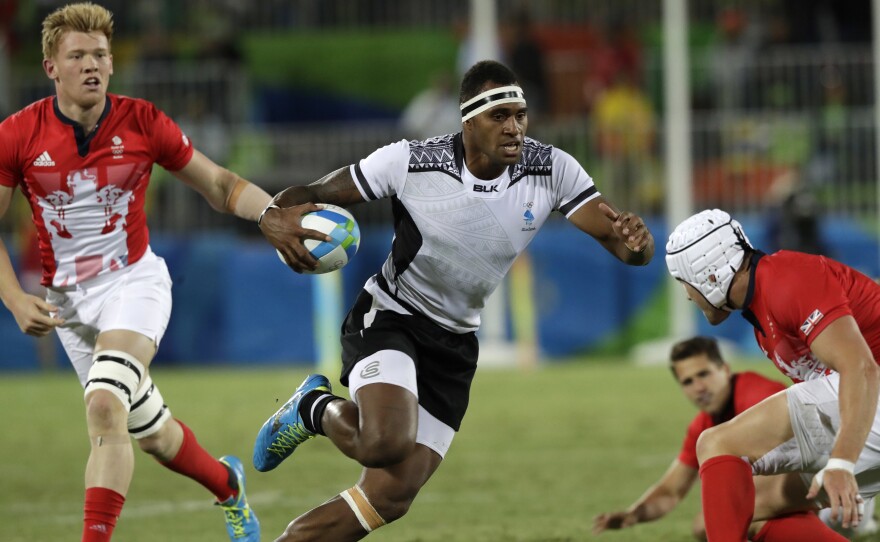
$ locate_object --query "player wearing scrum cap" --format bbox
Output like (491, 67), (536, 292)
(665, 209), (880, 541)
(254, 59), (655, 540)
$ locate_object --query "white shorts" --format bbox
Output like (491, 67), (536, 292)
(751, 372), (880, 501)
(348, 350), (456, 458)
(47, 250), (173, 387)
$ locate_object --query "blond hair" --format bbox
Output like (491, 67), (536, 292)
(42, 2), (114, 59)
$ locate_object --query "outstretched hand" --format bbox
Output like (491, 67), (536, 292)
(598, 202), (651, 254)
(592, 511), (637, 534)
(807, 465), (863, 529)
(259, 202), (333, 273)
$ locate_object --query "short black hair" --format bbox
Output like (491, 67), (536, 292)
(460, 60), (519, 104)
(669, 336), (725, 377)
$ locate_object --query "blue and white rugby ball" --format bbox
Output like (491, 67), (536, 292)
(277, 204), (360, 274)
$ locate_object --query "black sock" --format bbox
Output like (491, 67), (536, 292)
(299, 390), (343, 435)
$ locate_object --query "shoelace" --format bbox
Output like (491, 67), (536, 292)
(221, 500), (248, 538)
(268, 423), (314, 457)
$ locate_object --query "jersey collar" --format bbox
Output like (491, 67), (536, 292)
(53, 95), (113, 157)
(740, 251), (766, 336)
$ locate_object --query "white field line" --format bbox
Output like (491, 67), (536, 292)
(15, 489), (493, 525)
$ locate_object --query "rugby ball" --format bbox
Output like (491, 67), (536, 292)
(277, 204), (360, 274)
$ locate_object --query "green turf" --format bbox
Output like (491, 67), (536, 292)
(3, 360), (877, 541)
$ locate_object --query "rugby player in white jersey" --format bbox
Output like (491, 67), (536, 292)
(255, 59), (655, 540)
(0, 3), (302, 540)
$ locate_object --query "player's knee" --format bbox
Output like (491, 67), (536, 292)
(358, 432), (415, 468)
(84, 389), (128, 431)
(370, 486), (418, 523)
(695, 425), (727, 463)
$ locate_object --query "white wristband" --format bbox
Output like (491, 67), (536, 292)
(813, 458), (856, 490)
(258, 203), (281, 225)
(825, 458), (856, 473)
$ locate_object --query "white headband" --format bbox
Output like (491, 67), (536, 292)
(460, 85), (526, 121)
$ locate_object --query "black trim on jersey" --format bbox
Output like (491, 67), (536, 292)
(53, 96), (112, 157)
(559, 186), (597, 215)
(453, 132), (465, 175)
(740, 251), (767, 336)
(388, 195), (423, 283)
(376, 274), (428, 319)
(710, 373), (739, 426)
(353, 163), (378, 201)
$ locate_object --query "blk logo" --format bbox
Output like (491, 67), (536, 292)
(473, 184), (499, 193)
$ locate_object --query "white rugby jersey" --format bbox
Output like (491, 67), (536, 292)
(351, 133), (599, 333)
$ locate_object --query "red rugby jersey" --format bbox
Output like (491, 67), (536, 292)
(742, 251), (880, 383)
(0, 94), (193, 286)
(678, 371), (786, 469)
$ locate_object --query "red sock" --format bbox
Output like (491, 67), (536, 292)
(753, 511), (848, 542)
(83, 487), (125, 542)
(159, 419), (235, 502)
(699, 455), (754, 542)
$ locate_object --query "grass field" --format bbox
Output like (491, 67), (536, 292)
(4, 359), (878, 541)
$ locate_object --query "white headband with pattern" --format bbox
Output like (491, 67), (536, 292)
(460, 85), (526, 121)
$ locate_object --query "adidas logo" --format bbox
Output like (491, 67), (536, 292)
(33, 151), (55, 167)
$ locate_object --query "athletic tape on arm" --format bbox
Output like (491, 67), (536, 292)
(225, 178), (272, 221)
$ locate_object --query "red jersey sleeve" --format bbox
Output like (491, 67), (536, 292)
(142, 101), (194, 172)
(765, 253), (851, 347)
(678, 412), (711, 469)
(0, 114), (23, 187)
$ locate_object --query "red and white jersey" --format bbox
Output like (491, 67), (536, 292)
(742, 250), (880, 383)
(0, 94), (193, 287)
(678, 371), (786, 469)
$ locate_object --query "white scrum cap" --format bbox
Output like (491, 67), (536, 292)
(666, 209), (752, 309)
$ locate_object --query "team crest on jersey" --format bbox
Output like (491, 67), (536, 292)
(799, 309), (824, 336)
(521, 201), (536, 231)
(111, 135), (125, 159)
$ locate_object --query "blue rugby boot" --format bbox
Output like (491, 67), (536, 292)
(216, 455), (260, 541)
(253, 374), (331, 472)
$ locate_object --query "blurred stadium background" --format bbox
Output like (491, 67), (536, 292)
(4, 0), (878, 370)
(4, 1), (880, 541)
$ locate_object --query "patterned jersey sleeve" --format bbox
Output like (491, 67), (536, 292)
(0, 114), (22, 187)
(350, 139), (410, 201)
(550, 147), (599, 218)
(143, 101), (194, 172)
(678, 412), (710, 469)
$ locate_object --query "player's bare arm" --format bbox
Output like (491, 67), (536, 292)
(806, 315), (879, 528)
(260, 166), (366, 273)
(593, 459), (697, 534)
(568, 197), (654, 265)
(0, 185), (63, 336)
(172, 149), (272, 221)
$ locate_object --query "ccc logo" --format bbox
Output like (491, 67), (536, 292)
(360, 360), (381, 379)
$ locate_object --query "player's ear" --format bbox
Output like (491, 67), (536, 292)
(43, 58), (57, 80)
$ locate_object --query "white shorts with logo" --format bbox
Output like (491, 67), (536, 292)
(46, 249), (173, 387)
(347, 351), (456, 458)
(751, 372), (880, 501)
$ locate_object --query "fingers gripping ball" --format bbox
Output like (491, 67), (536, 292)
(278, 204), (360, 274)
